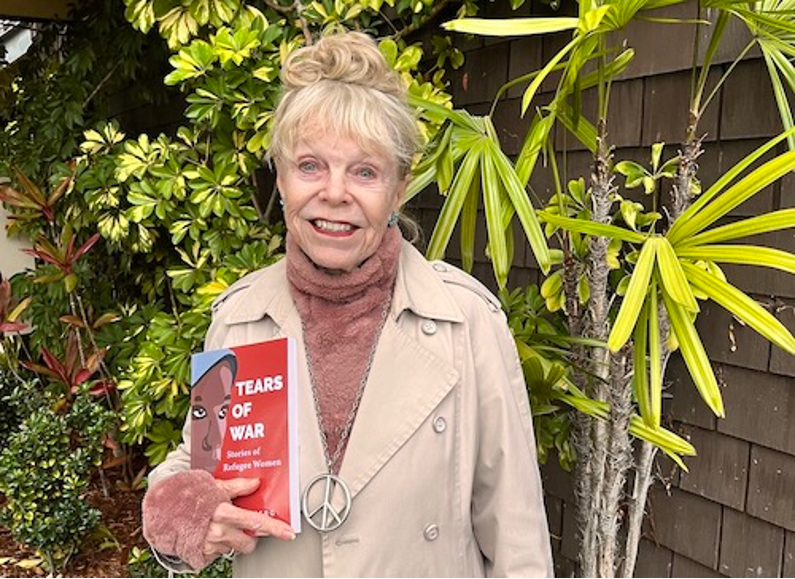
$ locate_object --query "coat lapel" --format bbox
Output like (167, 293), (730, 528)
(339, 316), (459, 498)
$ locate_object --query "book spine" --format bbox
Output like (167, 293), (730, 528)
(288, 337), (301, 533)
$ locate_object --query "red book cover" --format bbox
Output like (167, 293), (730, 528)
(190, 338), (300, 532)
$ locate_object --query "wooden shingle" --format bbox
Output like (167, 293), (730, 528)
(696, 300), (771, 372)
(671, 554), (723, 578)
(770, 301), (795, 378)
(721, 59), (783, 141)
(719, 507), (784, 577)
(612, 2), (697, 79)
(449, 43), (509, 106)
(634, 539), (674, 578)
(668, 356), (718, 430)
(784, 531), (795, 578)
(678, 426), (749, 511)
(648, 487), (722, 569)
(718, 365), (795, 455)
(642, 70), (720, 146)
(747, 445), (795, 532)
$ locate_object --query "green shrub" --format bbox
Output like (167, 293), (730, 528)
(0, 391), (113, 572)
(0, 371), (22, 450)
(0, 375), (50, 449)
(501, 284), (577, 470)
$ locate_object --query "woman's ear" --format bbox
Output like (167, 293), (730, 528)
(393, 175), (409, 212)
(274, 161), (285, 203)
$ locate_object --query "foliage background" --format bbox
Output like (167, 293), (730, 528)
(1, 0), (794, 576)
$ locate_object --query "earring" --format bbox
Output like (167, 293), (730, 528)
(387, 212), (399, 227)
(279, 197), (285, 208)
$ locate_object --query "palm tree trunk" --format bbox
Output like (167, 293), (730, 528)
(577, 119), (617, 577)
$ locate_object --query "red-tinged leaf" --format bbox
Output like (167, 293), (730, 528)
(89, 380), (116, 397)
(48, 173), (73, 206)
(65, 334), (80, 373)
(102, 454), (127, 469)
(74, 368), (97, 386)
(84, 348), (106, 372)
(12, 166), (47, 205)
(93, 312), (121, 328)
(59, 314), (86, 328)
(0, 321), (28, 333)
(41, 347), (69, 384)
(20, 360), (61, 381)
(24, 248), (63, 268)
(72, 233), (101, 261)
(0, 281), (10, 316)
(0, 185), (41, 209)
(65, 233), (76, 261)
(36, 236), (60, 257)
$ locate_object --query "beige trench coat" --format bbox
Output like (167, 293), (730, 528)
(149, 240), (553, 578)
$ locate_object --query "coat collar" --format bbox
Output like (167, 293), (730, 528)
(224, 240), (464, 327)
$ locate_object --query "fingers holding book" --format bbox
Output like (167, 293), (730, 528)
(213, 478), (297, 543)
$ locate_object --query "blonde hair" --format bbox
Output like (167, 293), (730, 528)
(269, 32), (420, 178)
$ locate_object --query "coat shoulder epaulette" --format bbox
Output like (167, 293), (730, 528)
(429, 260), (503, 314)
(210, 268), (267, 314)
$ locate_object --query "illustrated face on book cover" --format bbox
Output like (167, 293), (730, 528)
(191, 352), (237, 472)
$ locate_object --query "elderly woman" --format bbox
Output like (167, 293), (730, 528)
(142, 32), (553, 577)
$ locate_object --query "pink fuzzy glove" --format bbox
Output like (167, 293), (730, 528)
(142, 470), (229, 571)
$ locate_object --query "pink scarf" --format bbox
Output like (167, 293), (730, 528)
(286, 227), (401, 474)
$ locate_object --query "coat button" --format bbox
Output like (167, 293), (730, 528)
(432, 416), (446, 433)
(423, 524), (440, 541)
(432, 263), (447, 272)
(422, 320), (437, 335)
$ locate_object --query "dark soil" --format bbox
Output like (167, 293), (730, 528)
(0, 473), (147, 578)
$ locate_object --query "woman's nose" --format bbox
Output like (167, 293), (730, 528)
(320, 171), (349, 204)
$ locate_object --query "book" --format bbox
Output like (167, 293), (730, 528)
(190, 337), (301, 532)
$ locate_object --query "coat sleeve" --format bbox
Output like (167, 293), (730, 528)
(466, 293), (554, 578)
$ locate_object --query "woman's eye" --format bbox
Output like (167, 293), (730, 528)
(298, 160), (318, 173)
(357, 166), (376, 179)
(192, 406), (207, 420)
(218, 405), (228, 420)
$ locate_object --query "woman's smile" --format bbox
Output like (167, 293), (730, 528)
(312, 219), (356, 235)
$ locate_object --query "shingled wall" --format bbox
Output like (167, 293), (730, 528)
(406, 1), (795, 576)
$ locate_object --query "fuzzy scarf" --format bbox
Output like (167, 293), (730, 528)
(286, 227), (401, 474)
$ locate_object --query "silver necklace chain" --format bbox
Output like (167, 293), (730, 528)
(302, 298), (391, 474)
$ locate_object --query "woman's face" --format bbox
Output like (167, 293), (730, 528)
(276, 133), (407, 273)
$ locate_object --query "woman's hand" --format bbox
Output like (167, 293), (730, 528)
(203, 478), (297, 560)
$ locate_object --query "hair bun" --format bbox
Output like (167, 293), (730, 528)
(281, 32), (405, 98)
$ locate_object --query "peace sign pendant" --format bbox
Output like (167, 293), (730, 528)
(301, 473), (352, 532)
